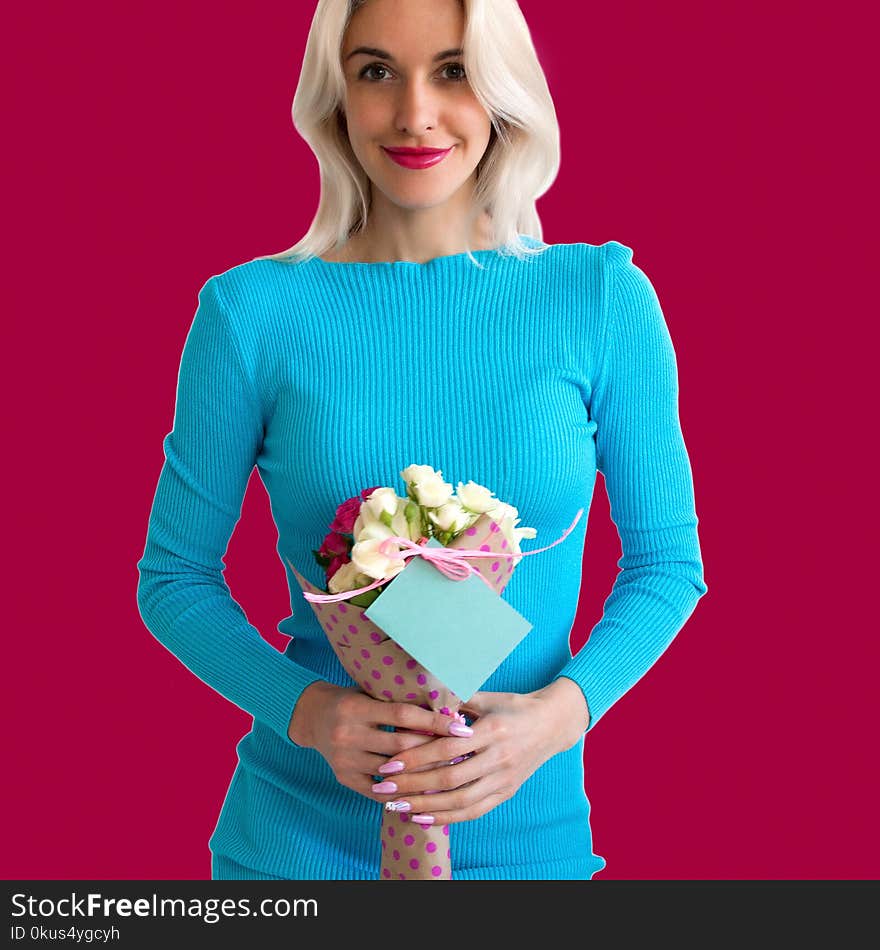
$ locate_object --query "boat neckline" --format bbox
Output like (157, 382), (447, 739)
(309, 234), (545, 268)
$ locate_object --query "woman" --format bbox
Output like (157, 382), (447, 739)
(136, 0), (707, 881)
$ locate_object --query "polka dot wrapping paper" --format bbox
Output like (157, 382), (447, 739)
(287, 512), (520, 880)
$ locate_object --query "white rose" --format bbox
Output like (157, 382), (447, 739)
(487, 503), (536, 565)
(427, 499), (471, 534)
(390, 497), (423, 541)
(487, 501), (519, 525)
(353, 504), (395, 543)
(400, 463), (439, 486)
(456, 480), (496, 513)
(415, 473), (454, 508)
(400, 464), (454, 508)
(351, 538), (408, 581)
(364, 487), (399, 520)
(327, 560), (373, 594)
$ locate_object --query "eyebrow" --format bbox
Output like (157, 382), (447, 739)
(345, 46), (463, 63)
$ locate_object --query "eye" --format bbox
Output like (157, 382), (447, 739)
(357, 62), (468, 83)
(441, 62), (467, 82)
(359, 63), (392, 81)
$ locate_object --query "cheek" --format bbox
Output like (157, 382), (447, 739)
(458, 102), (492, 141)
(344, 93), (386, 139)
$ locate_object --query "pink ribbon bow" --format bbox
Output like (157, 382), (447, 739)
(302, 508), (584, 605)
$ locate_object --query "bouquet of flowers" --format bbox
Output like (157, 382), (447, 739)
(286, 464), (581, 881)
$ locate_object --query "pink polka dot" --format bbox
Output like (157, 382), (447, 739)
(490, 521), (499, 532)
(405, 692), (417, 700)
(394, 675), (405, 685)
(440, 706), (450, 715)
(409, 858), (420, 870)
(508, 563), (513, 573)
(362, 680), (372, 691)
(431, 865), (443, 876)
(465, 527), (477, 536)
(429, 689), (439, 700)
(361, 649), (371, 659)
(381, 839), (386, 849)
(329, 614), (337, 625)
(392, 849), (400, 861)
(383, 868), (390, 878)
(398, 873), (406, 880)
(404, 834), (415, 846)
(400, 814), (410, 822)
(491, 561), (499, 572)
(501, 539), (508, 549)
(338, 603), (348, 613)
(348, 624), (358, 635)
(370, 632), (382, 643)
(382, 689), (392, 699)
(426, 842), (437, 853)
(447, 849), (451, 857)
(371, 669), (382, 680)
(442, 825), (449, 836)
(406, 660), (417, 670)
(382, 655), (394, 666)
(353, 660), (362, 670)
(416, 674), (427, 685)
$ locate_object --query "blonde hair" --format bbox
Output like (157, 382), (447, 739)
(254, 0), (559, 267)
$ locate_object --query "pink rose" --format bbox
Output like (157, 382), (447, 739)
(318, 531), (350, 559)
(330, 496), (362, 534)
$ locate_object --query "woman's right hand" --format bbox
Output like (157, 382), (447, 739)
(287, 680), (474, 801)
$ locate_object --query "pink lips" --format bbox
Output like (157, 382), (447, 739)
(382, 146), (453, 169)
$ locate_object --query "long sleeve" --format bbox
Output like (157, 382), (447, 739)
(555, 243), (708, 731)
(135, 276), (323, 744)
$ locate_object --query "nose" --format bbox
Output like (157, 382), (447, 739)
(394, 78), (439, 135)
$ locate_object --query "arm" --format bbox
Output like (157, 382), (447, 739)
(135, 276), (324, 744)
(554, 242), (709, 732)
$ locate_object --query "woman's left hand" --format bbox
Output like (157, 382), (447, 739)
(370, 677), (591, 825)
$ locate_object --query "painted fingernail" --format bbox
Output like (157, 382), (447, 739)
(372, 781), (398, 794)
(384, 800), (411, 812)
(448, 755), (467, 766)
(411, 814), (435, 825)
(378, 760), (405, 775)
(449, 722), (473, 737)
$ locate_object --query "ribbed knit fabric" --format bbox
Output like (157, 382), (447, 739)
(136, 236), (707, 880)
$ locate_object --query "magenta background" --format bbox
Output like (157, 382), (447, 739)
(5, 1), (876, 880)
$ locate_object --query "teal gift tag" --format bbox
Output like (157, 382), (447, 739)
(364, 538), (533, 701)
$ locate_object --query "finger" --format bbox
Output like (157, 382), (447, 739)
(359, 725), (437, 757)
(380, 734), (480, 776)
(371, 753), (484, 808)
(387, 776), (502, 825)
(373, 700), (475, 738)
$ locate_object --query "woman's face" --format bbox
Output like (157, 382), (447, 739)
(339, 0), (492, 212)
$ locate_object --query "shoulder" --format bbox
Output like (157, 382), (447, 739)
(197, 255), (316, 334)
(203, 255), (299, 305)
(528, 238), (634, 275)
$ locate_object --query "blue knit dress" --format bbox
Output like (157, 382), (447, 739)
(136, 236), (707, 879)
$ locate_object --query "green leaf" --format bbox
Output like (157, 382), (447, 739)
(349, 588), (382, 608)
